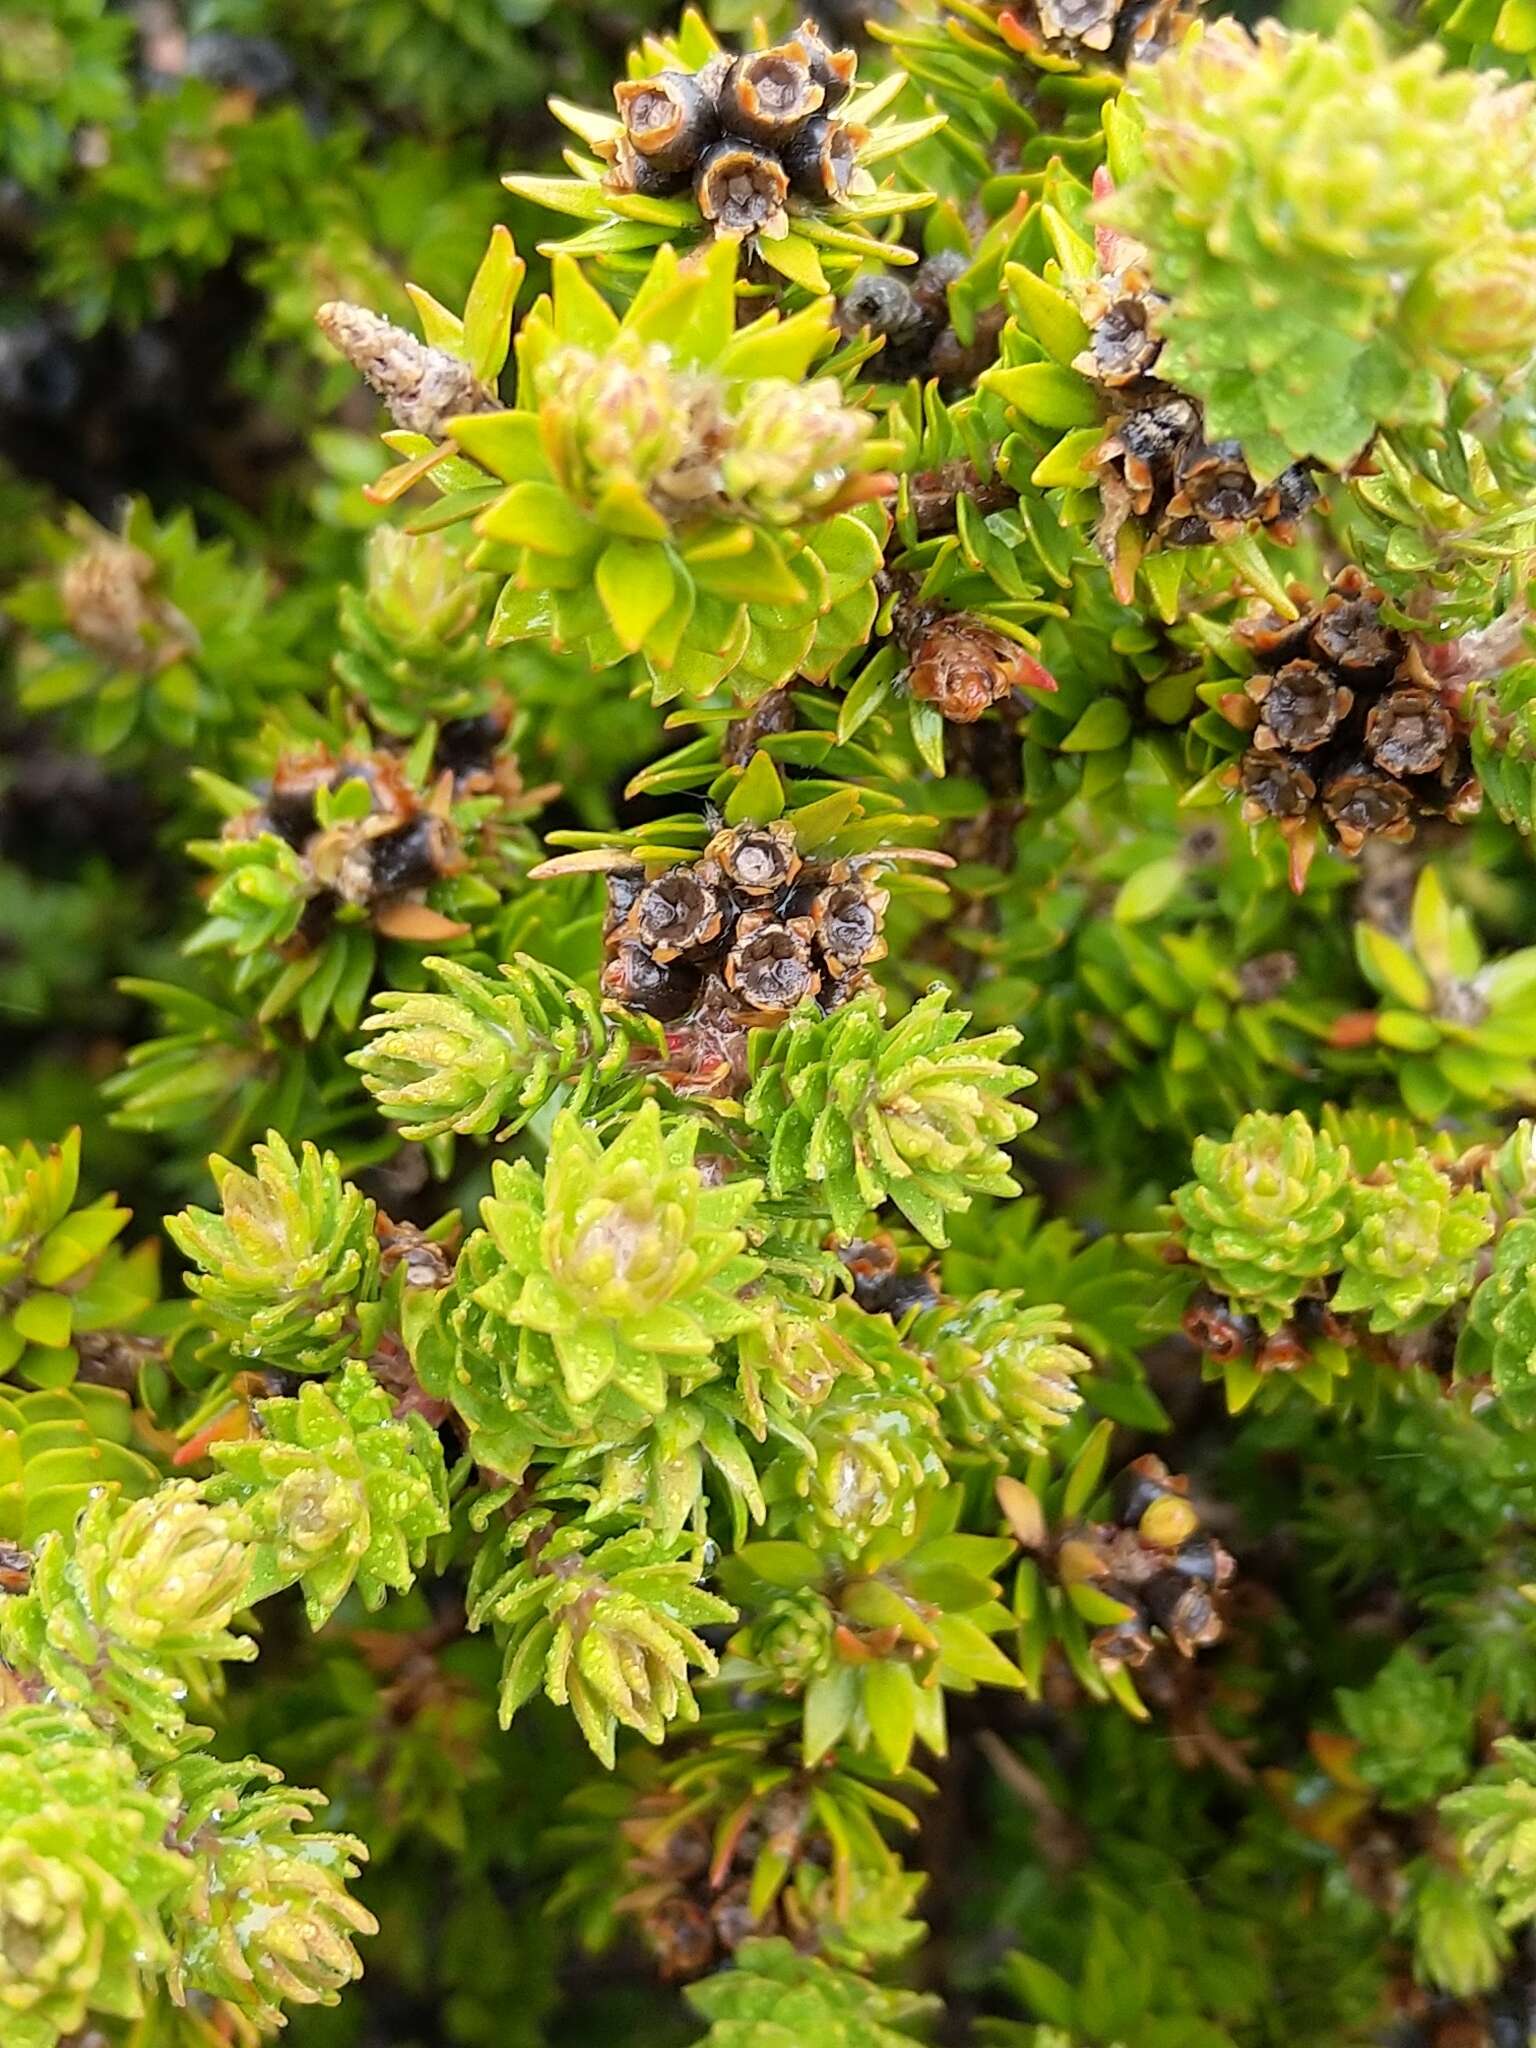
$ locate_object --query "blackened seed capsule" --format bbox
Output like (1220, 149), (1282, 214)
(434, 712), (507, 780)
(1173, 440), (1261, 528)
(606, 133), (693, 198)
(707, 821), (801, 897)
(601, 942), (700, 1021)
(1143, 1572), (1222, 1654)
(647, 1896), (717, 1981)
(725, 922), (820, 1011)
(1240, 750), (1317, 823)
(603, 867), (646, 937)
(368, 816), (446, 898)
(629, 865), (726, 962)
(614, 69), (721, 176)
(719, 47), (824, 144)
(1162, 1535), (1224, 1586)
(694, 139), (791, 238)
(1112, 1454), (1180, 1529)
(790, 19), (857, 109)
(781, 114), (857, 201)
(836, 272), (922, 348)
(1248, 659), (1352, 753)
(813, 878), (885, 975)
(1364, 688), (1455, 778)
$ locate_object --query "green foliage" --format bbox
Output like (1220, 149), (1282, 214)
(16, 0), (1536, 2038)
(684, 1936), (941, 2046)
(1173, 1110), (1353, 1330)
(168, 1134), (381, 1376)
(0, 1483), (253, 1761)
(1110, 12), (1536, 476)
(0, 1705), (186, 2048)
(745, 988), (1036, 1245)
(0, 1129), (155, 1389)
(205, 1362), (451, 1626)
(468, 1512), (734, 1764)
(354, 953), (646, 1139)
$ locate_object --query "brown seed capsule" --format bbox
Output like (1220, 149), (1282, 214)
(1182, 1291), (1260, 1362)
(376, 1216), (454, 1290)
(614, 69), (720, 176)
(602, 941), (699, 1021)
(811, 875), (889, 977)
(1240, 750), (1316, 822)
(603, 866), (647, 940)
(646, 1896), (717, 1981)
(1090, 1595), (1157, 1669)
(725, 919), (821, 1012)
(1169, 438), (1261, 534)
(1364, 687), (1455, 778)
(1309, 572), (1399, 678)
(908, 614), (1029, 724)
(711, 1878), (769, 1953)
(695, 137), (791, 238)
(626, 863), (727, 963)
(1089, 295), (1163, 386)
(719, 46), (824, 143)
(1321, 757), (1415, 855)
(837, 1233), (940, 1317)
(1265, 462), (1321, 542)
(707, 820), (801, 898)
(780, 114), (858, 201)
(1037, 0), (1124, 52)
(788, 19), (857, 110)
(1143, 1571), (1224, 1656)
(1247, 659), (1353, 752)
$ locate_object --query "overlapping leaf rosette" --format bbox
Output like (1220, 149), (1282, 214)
(444, 242), (893, 702)
(508, 13), (941, 292)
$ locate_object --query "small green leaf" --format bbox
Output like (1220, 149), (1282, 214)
(595, 538), (673, 653)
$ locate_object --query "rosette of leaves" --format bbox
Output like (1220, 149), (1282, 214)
(163, 1754), (376, 2026)
(1339, 865), (1536, 1120)
(167, 1133), (383, 1377)
(744, 985), (1036, 1245)
(5, 499), (289, 758)
(466, 1510), (735, 1765)
(0, 1129), (158, 1390)
(331, 525), (505, 738)
(185, 716), (545, 1039)
(203, 1362), (450, 1628)
(1337, 1648), (1475, 1812)
(1332, 1155), (1493, 1333)
(1172, 1109), (1353, 1332)
(430, 241), (891, 702)
(353, 952), (649, 1142)
(762, 1311), (950, 1554)
(1104, 14), (1536, 480)
(0, 1704), (187, 2048)
(684, 1935), (941, 2046)
(0, 1383), (160, 1546)
(982, 158), (1312, 618)
(509, 14), (941, 290)
(470, 1098), (761, 1420)
(720, 1494), (1025, 1773)
(916, 1291), (1089, 1460)
(552, 1704), (928, 1974)
(0, 1482), (254, 1761)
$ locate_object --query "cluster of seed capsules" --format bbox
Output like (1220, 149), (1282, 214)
(230, 715), (524, 947)
(622, 1780), (833, 1982)
(1182, 1288), (1359, 1380)
(1227, 567), (1478, 878)
(600, 21), (866, 241)
(601, 820), (892, 1088)
(1076, 216), (1319, 564)
(1053, 1454), (1235, 1668)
